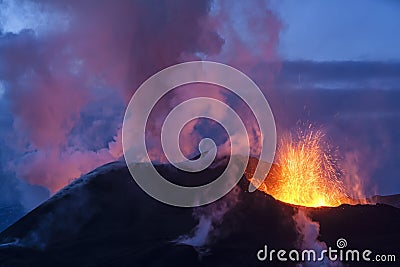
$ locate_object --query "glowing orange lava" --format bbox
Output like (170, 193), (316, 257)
(254, 128), (352, 207)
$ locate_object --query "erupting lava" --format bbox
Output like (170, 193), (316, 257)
(254, 127), (351, 207)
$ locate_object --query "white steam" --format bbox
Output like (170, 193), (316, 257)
(293, 209), (343, 267)
(173, 185), (240, 254)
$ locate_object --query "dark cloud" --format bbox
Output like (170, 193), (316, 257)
(276, 61), (400, 90)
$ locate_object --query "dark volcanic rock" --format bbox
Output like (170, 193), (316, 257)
(0, 160), (398, 267)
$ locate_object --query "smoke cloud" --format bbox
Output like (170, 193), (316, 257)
(0, 0), (285, 233)
(0, 0), (226, 197)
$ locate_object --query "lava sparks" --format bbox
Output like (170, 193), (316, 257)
(254, 127), (350, 207)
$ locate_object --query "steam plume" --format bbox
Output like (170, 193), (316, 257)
(293, 209), (342, 267)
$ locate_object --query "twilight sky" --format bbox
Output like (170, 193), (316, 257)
(271, 0), (400, 61)
(0, 0), (399, 230)
(2, 0), (400, 61)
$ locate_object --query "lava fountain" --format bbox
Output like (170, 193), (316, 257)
(252, 127), (354, 207)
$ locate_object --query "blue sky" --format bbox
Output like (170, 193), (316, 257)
(271, 0), (400, 61)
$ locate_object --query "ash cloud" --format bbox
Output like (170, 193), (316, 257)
(0, 0), (228, 227)
(0, 0), (283, 229)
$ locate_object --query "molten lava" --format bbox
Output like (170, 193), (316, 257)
(254, 128), (351, 207)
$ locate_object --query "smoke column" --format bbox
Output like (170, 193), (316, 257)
(0, 0), (282, 217)
(0, 0), (222, 194)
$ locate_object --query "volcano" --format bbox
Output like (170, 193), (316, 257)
(0, 158), (399, 267)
